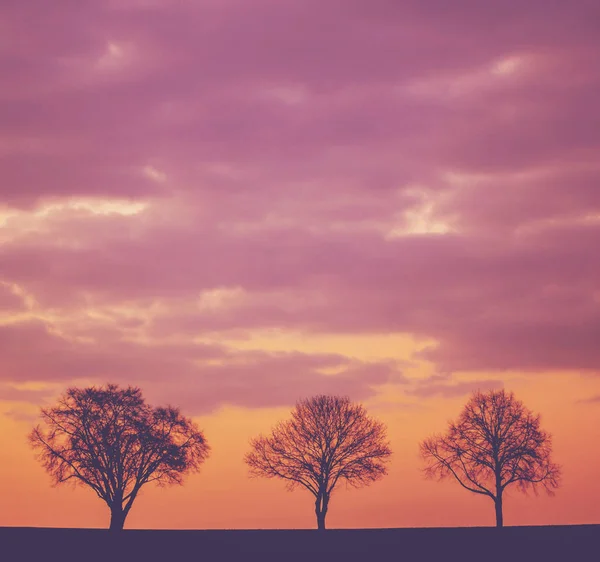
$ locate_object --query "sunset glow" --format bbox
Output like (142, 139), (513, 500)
(1, 0), (599, 530)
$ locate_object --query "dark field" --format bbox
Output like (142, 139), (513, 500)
(1, 525), (597, 562)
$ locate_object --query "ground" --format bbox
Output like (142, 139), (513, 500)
(1, 525), (596, 562)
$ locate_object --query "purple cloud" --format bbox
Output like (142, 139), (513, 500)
(0, 0), (598, 409)
(0, 320), (404, 413)
(408, 377), (504, 399)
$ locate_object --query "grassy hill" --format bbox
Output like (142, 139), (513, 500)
(1, 525), (596, 562)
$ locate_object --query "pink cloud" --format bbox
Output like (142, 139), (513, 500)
(0, 0), (598, 406)
(0, 284), (26, 311)
(0, 320), (405, 412)
(408, 377), (504, 399)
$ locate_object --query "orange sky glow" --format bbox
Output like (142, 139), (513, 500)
(1, 0), (599, 530)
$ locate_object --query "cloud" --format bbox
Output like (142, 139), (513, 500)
(0, 319), (405, 413)
(0, 0), (598, 407)
(408, 377), (504, 399)
(576, 395), (600, 405)
(0, 383), (56, 404)
(1, 196), (599, 375)
(0, 282), (27, 311)
(145, 357), (406, 415)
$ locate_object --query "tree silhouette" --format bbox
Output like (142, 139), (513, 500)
(29, 384), (210, 530)
(420, 389), (560, 527)
(245, 395), (392, 530)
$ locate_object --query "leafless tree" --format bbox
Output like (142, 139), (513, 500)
(29, 384), (210, 530)
(245, 395), (392, 530)
(420, 389), (560, 527)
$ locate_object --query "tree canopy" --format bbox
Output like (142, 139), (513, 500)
(420, 389), (560, 527)
(245, 395), (392, 530)
(30, 384), (210, 530)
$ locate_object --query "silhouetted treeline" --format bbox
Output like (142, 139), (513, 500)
(29, 385), (560, 530)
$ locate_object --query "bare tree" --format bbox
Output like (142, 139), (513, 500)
(420, 389), (560, 527)
(245, 395), (392, 530)
(29, 384), (210, 530)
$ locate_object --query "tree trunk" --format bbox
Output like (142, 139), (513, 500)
(315, 493), (329, 531)
(109, 506), (126, 531)
(494, 494), (503, 528)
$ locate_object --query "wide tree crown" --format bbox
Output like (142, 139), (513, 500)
(245, 395), (392, 496)
(30, 384), (210, 505)
(421, 389), (560, 497)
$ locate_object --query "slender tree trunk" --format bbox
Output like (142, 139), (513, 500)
(494, 494), (503, 528)
(109, 505), (126, 531)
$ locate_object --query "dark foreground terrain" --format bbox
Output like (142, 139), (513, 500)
(1, 525), (597, 562)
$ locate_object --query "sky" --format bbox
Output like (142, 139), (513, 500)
(1, 0), (600, 529)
